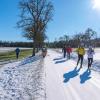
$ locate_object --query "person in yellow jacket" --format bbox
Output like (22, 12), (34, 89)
(76, 45), (85, 68)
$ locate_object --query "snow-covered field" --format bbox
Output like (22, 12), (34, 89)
(0, 49), (100, 100)
(0, 47), (32, 53)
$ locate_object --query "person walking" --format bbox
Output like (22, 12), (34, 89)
(76, 45), (85, 68)
(87, 46), (95, 70)
(15, 48), (20, 59)
(42, 47), (47, 58)
(62, 45), (67, 58)
(66, 46), (72, 59)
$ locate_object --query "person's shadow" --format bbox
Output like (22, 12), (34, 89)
(55, 59), (67, 64)
(53, 56), (67, 64)
(53, 57), (63, 61)
(80, 69), (91, 84)
(63, 67), (80, 83)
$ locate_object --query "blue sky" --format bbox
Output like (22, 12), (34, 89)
(0, 0), (100, 42)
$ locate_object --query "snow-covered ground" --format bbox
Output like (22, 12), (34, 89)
(45, 49), (100, 100)
(0, 55), (46, 100)
(0, 47), (32, 53)
(0, 49), (100, 100)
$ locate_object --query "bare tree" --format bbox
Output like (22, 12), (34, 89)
(83, 28), (97, 47)
(17, 0), (54, 56)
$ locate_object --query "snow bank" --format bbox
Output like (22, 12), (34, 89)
(0, 55), (46, 100)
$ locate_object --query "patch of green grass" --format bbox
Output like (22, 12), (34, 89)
(0, 49), (33, 61)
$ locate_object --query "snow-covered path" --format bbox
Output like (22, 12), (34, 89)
(45, 50), (100, 100)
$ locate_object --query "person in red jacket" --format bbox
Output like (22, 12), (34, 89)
(66, 46), (72, 59)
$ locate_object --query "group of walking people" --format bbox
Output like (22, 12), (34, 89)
(15, 45), (95, 70)
(62, 44), (95, 70)
(62, 45), (72, 59)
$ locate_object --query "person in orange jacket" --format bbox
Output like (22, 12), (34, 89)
(66, 46), (72, 59)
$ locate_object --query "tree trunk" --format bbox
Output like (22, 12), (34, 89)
(36, 43), (39, 53)
(32, 47), (35, 56)
(32, 41), (36, 56)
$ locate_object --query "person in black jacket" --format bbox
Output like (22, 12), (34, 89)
(62, 45), (67, 58)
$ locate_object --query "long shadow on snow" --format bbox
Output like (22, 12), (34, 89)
(55, 59), (67, 64)
(63, 67), (80, 83)
(53, 57), (64, 61)
(80, 69), (91, 84)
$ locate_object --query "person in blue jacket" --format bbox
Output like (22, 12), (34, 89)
(15, 48), (20, 59)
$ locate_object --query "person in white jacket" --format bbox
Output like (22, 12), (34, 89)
(87, 46), (95, 69)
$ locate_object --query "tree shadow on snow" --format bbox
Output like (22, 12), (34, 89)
(63, 67), (80, 83)
(80, 69), (91, 84)
(18, 55), (41, 66)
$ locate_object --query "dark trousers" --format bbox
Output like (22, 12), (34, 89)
(88, 58), (93, 68)
(77, 55), (83, 67)
(64, 52), (66, 58)
(16, 53), (19, 59)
